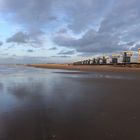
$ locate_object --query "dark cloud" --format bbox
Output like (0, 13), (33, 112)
(54, 29), (127, 54)
(6, 31), (30, 44)
(59, 55), (71, 58)
(12, 54), (17, 57)
(98, 0), (140, 46)
(53, 0), (140, 55)
(27, 49), (34, 52)
(6, 31), (45, 47)
(0, 41), (3, 46)
(48, 47), (57, 50)
(55, 0), (111, 33)
(1, 0), (53, 47)
(51, 55), (71, 58)
(0, 0), (110, 33)
(0, 0), (56, 28)
(58, 50), (75, 55)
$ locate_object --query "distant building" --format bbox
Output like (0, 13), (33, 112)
(73, 50), (140, 65)
(122, 51), (133, 63)
(123, 52), (130, 63)
(112, 58), (118, 64)
(106, 58), (111, 64)
(102, 56), (107, 64)
(111, 54), (120, 64)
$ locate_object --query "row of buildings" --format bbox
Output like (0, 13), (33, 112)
(73, 49), (140, 65)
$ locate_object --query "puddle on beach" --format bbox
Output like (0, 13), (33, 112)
(0, 65), (140, 140)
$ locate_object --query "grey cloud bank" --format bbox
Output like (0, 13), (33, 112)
(58, 50), (75, 55)
(0, 0), (140, 61)
(0, 41), (3, 46)
(0, 0), (55, 28)
(48, 47), (57, 50)
(27, 49), (34, 52)
(6, 31), (45, 47)
(54, 29), (128, 54)
(6, 31), (30, 44)
(54, 0), (140, 54)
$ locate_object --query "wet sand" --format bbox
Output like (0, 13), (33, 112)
(0, 65), (140, 140)
(27, 63), (140, 73)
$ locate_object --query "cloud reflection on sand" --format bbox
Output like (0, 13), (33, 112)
(0, 65), (140, 140)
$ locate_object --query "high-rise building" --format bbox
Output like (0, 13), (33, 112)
(122, 51), (133, 63)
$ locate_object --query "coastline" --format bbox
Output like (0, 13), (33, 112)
(26, 63), (140, 73)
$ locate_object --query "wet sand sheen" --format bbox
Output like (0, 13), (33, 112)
(0, 66), (140, 140)
(27, 63), (140, 73)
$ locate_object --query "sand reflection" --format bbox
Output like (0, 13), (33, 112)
(0, 66), (140, 140)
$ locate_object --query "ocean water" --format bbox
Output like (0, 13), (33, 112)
(0, 65), (140, 140)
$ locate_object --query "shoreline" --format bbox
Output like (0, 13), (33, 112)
(26, 64), (140, 73)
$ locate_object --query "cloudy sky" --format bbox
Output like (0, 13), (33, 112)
(0, 0), (140, 63)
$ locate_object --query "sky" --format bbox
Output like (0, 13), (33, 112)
(0, 0), (140, 64)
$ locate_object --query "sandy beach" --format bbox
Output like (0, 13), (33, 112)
(27, 63), (140, 73)
(0, 65), (140, 140)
